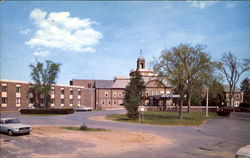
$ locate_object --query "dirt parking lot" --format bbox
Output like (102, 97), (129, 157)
(0, 126), (172, 158)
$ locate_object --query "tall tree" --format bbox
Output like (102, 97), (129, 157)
(29, 60), (61, 108)
(240, 78), (250, 103)
(124, 71), (145, 120)
(217, 52), (250, 107)
(153, 44), (214, 119)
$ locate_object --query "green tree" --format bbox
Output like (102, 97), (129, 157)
(29, 60), (61, 108)
(240, 78), (250, 103)
(124, 71), (145, 120)
(153, 44), (214, 119)
(217, 52), (250, 107)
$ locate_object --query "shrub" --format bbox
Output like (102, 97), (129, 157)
(80, 123), (88, 130)
(19, 108), (75, 114)
(217, 107), (231, 116)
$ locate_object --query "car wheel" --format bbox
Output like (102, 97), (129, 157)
(7, 130), (13, 136)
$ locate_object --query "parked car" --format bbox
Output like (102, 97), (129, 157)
(74, 106), (93, 112)
(235, 145), (250, 158)
(0, 118), (32, 136)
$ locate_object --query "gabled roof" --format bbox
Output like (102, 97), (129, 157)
(112, 78), (130, 89)
(95, 80), (114, 89)
(223, 85), (241, 93)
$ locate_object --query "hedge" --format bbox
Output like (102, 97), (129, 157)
(19, 108), (75, 114)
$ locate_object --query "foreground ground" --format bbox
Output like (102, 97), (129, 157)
(1, 110), (250, 158)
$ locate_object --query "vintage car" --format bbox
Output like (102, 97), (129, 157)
(235, 145), (250, 158)
(0, 118), (32, 136)
(74, 106), (93, 112)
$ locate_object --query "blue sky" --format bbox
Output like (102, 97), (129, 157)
(1, 1), (249, 85)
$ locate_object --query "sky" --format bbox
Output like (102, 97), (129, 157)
(1, 1), (249, 85)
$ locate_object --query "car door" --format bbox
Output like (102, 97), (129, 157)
(0, 120), (6, 133)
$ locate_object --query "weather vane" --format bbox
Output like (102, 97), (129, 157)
(139, 49), (142, 56)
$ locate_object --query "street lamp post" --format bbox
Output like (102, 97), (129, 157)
(205, 86), (209, 117)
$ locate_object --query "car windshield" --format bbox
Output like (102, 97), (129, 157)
(5, 119), (20, 124)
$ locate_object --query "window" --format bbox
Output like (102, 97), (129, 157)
(16, 86), (21, 93)
(88, 83), (91, 88)
(70, 89), (73, 95)
(61, 89), (64, 95)
(16, 98), (21, 104)
(102, 100), (105, 105)
(113, 92), (117, 97)
(108, 100), (111, 104)
(2, 97), (7, 104)
(51, 88), (55, 94)
(160, 91), (164, 95)
(70, 99), (73, 104)
(105, 92), (108, 97)
(1, 84), (7, 92)
(29, 98), (33, 104)
(51, 99), (55, 104)
(78, 89), (81, 95)
(78, 99), (81, 104)
(118, 92), (122, 97)
(61, 99), (64, 104)
(0, 120), (4, 124)
(118, 100), (123, 105)
(114, 101), (116, 105)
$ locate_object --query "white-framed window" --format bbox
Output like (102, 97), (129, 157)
(1, 84), (7, 92)
(70, 99), (73, 104)
(78, 99), (81, 104)
(113, 92), (117, 97)
(29, 98), (33, 104)
(16, 98), (21, 104)
(105, 92), (108, 97)
(51, 99), (55, 104)
(160, 91), (164, 95)
(70, 89), (73, 95)
(2, 97), (7, 104)
(16, 86), (21, 93)
(51, 87), (55, 94)
(78, 89), (81, 95)
(61, 89), (64, 95)
(61, 99), (64, 104)
(118, 92), (122, 97)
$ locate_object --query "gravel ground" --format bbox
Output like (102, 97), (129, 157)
(1, 110), (250, 158)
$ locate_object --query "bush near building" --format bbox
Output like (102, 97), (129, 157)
(19, 108), (75, 114)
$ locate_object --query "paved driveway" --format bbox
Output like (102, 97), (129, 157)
(1, 110), (250, 158)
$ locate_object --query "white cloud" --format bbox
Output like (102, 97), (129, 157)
(225, 3), (236, 8)
(33, 50), (51, 57)
(20, 28), (31, 34)
(188, 1), (218, 9)
(26, 8), (103, 53)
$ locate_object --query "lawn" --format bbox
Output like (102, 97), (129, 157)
(106, 111), (222, 126)
(61, 126), (108, 132)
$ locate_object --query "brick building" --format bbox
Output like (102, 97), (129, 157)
(70, 56), (173, 110)
(0, 80), (95, 111)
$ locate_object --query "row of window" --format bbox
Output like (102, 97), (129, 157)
(1, 97), (81, 105)
(1, 84), (82, 95)
(1, 85), (21, 93)
(104, 92), (124, 97)
(101, 99), (123, 105)
(2, 97), (21, 104)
